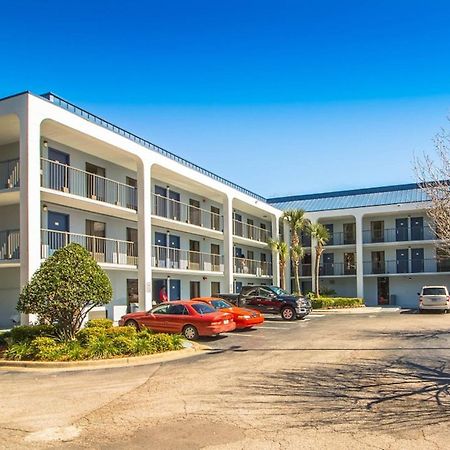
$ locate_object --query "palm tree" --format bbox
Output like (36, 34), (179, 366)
(268, 239), (289, 290)
(282, 209), (308, 294)
(309, 223), (330, 297)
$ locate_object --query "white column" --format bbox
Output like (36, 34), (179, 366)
(19, 100), (42, 325)
(355, 214), (364, 299)
(137, 159), (153, 311)
(271, 215), (280, 286)
(223, 194), (234, 293)
(310, 220), (318, 294)
(283, 221), (291, 292)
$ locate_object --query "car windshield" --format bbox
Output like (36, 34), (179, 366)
(191, 303), (216, 314)
(422, 287), (447, 295)
(268, 286), (288, 296)
(210, 299), (231, 309)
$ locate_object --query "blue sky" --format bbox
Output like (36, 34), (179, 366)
(1, 1), (450, 197)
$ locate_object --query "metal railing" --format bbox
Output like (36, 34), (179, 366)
(152, 245), (224, 272)
(233, 219), (270, 242)
(152, 194), (223, 231)
(41, 229), (137, 265)
(319, 262), (357, 276)
(41, 92), (266, 202)
(0, 230), (20, 260)
(363, 258), (450, 275)
(325, 231), (356, 246)
(41, 158), (138, 210)
(233, 257), (272, 276)
(363, 226), (436, 243)
(0, 159), (20, 189)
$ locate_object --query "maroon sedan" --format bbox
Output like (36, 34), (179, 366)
(119, 300), (236, 340)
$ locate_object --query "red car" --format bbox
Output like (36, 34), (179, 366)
(119, 300), (236, 340)
(193, 297), (264, 329)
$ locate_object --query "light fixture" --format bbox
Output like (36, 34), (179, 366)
(43, 140), (48, 148)
(42, 204), (48, 212)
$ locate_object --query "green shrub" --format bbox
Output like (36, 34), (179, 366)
(0, 331), (11, 347)
(85, 334), (117, 359)
(311, 297), (364, 309)
(4, 342), (34, 360)
(17, 243), (112, 341)
(76, 327), (106, 345)
(30, 337), (62, 361)
(9, 325), (56, 344)
(85, 319), (113, 329)
(111, 335), (135, 355)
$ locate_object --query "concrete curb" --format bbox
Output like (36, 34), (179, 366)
(0, 342), (211, 372)
(312, 307), (404, 314)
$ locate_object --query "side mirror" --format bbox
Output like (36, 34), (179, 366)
(417, 292), (420, 296)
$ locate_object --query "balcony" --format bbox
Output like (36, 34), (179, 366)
(41, 229), (137, 266)
(233, 220), (270, 243)
(363, 226), (435, 244)
(152, 245), (224, 272)
(0, 159), (20, 190)
(325, 231), (356, 246)
(363, 258), (450, 275)
(319, 262), (356, 276)
(0, 230), (20, 261)
(233, 257), (272, 277)
(152, 194), (223, 232)
(41, 158), (138, 210)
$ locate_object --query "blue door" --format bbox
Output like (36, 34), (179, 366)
(47, 211), (70, 252)
(48, 148), (70, 191)
(169, 235), (180, 268)
(411, 217), (424, 241)
(154, 232), (167, 267)
(321, 253), (334, 275)
(325, 224), (334, 245)
(154, 185), (167, 217)
(169, 279), (181, 300)
(396, 249), (408, 273)
(411, 248), (424, 273)
(395, 218), (408, 241)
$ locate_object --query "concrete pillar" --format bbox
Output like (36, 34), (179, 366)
(19, 99), (42, 325)
(137, 159), (153, 311)
(271, 215), (280, 286)
(223, 194), (234, 293)
(310, 220), (318, 294)
(355, 214), (364, 299)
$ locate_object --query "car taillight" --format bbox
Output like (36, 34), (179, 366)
(447, 296), (450, 302)
(419, 296), (423, 302)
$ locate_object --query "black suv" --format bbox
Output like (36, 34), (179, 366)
(219, 285), (311, 320)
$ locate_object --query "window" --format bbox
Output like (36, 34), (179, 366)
(371, 251), (385, 274)
(126, 177), (137, 209)
(344, 253), (356, 275)
(371, 221), (384, 243)
(191, 303), (216, 314)
(167, 304), (188, 315)
(259, 288), (274, 299)
(210, 299), (230, 309)
(324, 224), (334, 245)
(152, 304), (171, 314)
(86, 163), (106, 201)
(189, 240), (200, 270)
(86, 220), (106, 263)
(422, 287), (447, 296)
(189, 199), (201, 226)
(211, 244), (220, 271)
(190, 281), (201, 299)
(127, 279), (138, 311)
(260, 223), (268, 241)
(247, 218), (255, 239)
(234, 213), (243, 236)
(126, 228), (138, 264)
(211, 206), (220, 230)
(211, 282), (221, 297)
(343, 223), (356, 244)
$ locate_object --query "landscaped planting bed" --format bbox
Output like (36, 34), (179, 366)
(0, 319), (184, 361)
(310, 297), (364, 309)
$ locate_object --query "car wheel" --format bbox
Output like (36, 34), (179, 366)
(125, 319), (140, 331)
(182, 325), (199, 340)
(281, 307), (296, 321)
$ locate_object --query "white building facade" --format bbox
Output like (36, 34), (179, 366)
(0, 92), (281, 328)
(269, 185), (450, 308)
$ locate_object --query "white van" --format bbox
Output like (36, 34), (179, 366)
(418, 286), (450, 313)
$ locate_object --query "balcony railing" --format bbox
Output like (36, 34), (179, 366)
(0, 159), (20, 189)
(325, 231), (356, 246)
(363, 258), (450, 275)
(152, 245), (224, 272)
(41, 158), (138, 210)
(233, 257), (272, 276)
(41, 229), (137, 265)
(0, 230), (20, 260)
(233, 219), (270, 243)
(152, 194), (223, 231)
(363, 226), (436, 244)
(319, 262), (357, 276)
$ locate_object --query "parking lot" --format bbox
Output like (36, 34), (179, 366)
(1, 310), (450, 449)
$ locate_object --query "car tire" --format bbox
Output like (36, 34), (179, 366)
(182, 325), (199, 340)
(281, 307), (296, 321)
(125, 319), (140, 331)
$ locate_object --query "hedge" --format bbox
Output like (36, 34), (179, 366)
(2, 321), (184, 361)
(310, 297), (364, 309)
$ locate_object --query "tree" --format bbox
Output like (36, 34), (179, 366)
(415, 127), (450, 256)
(268, 239), (289, 290)
(309, 223), (330, 297)
(18, 243), (113, 340)
(282, 209), (308, 294)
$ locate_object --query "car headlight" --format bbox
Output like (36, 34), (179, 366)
(238, 315), (251, 320)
